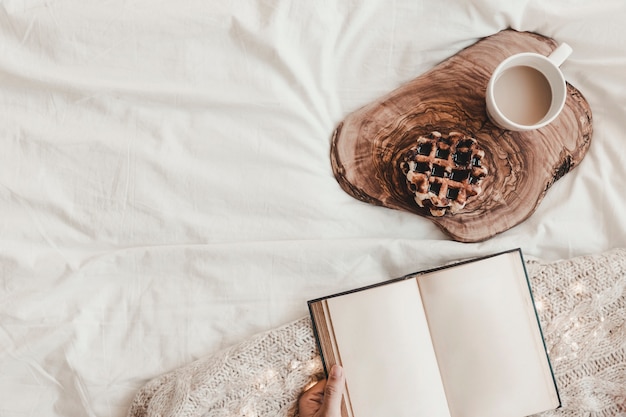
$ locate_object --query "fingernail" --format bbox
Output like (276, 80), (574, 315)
(331, 365), (343, 378)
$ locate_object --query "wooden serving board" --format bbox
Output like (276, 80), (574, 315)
(330, 30), (592, 243)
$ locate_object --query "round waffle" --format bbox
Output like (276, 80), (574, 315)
(400, 131), (488, 216)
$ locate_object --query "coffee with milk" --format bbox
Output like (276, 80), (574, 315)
(486, 43), (572, 131)
(493, 65), (552, 126)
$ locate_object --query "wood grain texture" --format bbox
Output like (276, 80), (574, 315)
(331, 29), (592, 242)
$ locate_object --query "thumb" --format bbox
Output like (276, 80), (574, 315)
(319, 365), (345, 415)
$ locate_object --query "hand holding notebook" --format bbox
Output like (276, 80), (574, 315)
(299, 365), (346, 417)
(308, 249), (560, 417)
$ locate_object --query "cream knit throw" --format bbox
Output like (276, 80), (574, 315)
(127, 249), (626, 417)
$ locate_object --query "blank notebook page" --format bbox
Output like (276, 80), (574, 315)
(417, 252), (559, 417)
(327, 278), (451, 417)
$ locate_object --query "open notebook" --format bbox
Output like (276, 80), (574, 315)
(308, 249), (560, 417)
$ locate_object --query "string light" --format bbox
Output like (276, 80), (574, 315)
(572, 281), (585, 295)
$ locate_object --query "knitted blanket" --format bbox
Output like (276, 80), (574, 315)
(127, 249), (626, 417)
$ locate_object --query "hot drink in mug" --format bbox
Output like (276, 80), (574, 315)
(486, 43), (572, 131)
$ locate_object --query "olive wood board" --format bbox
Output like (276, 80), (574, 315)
(330, 29), (592, 243)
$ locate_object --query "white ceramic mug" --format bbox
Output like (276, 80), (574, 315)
(486, 43), (573, 131)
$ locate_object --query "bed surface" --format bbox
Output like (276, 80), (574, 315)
(1, 1), (625, 415)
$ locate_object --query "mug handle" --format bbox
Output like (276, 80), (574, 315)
(548, 43), (573, 67)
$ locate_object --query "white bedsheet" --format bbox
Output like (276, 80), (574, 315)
(1, 1), (625, 416)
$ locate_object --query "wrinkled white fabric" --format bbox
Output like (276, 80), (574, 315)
(2, 1), (626, 416)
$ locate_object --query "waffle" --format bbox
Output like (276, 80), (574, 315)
(399, 131), (488, 216)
